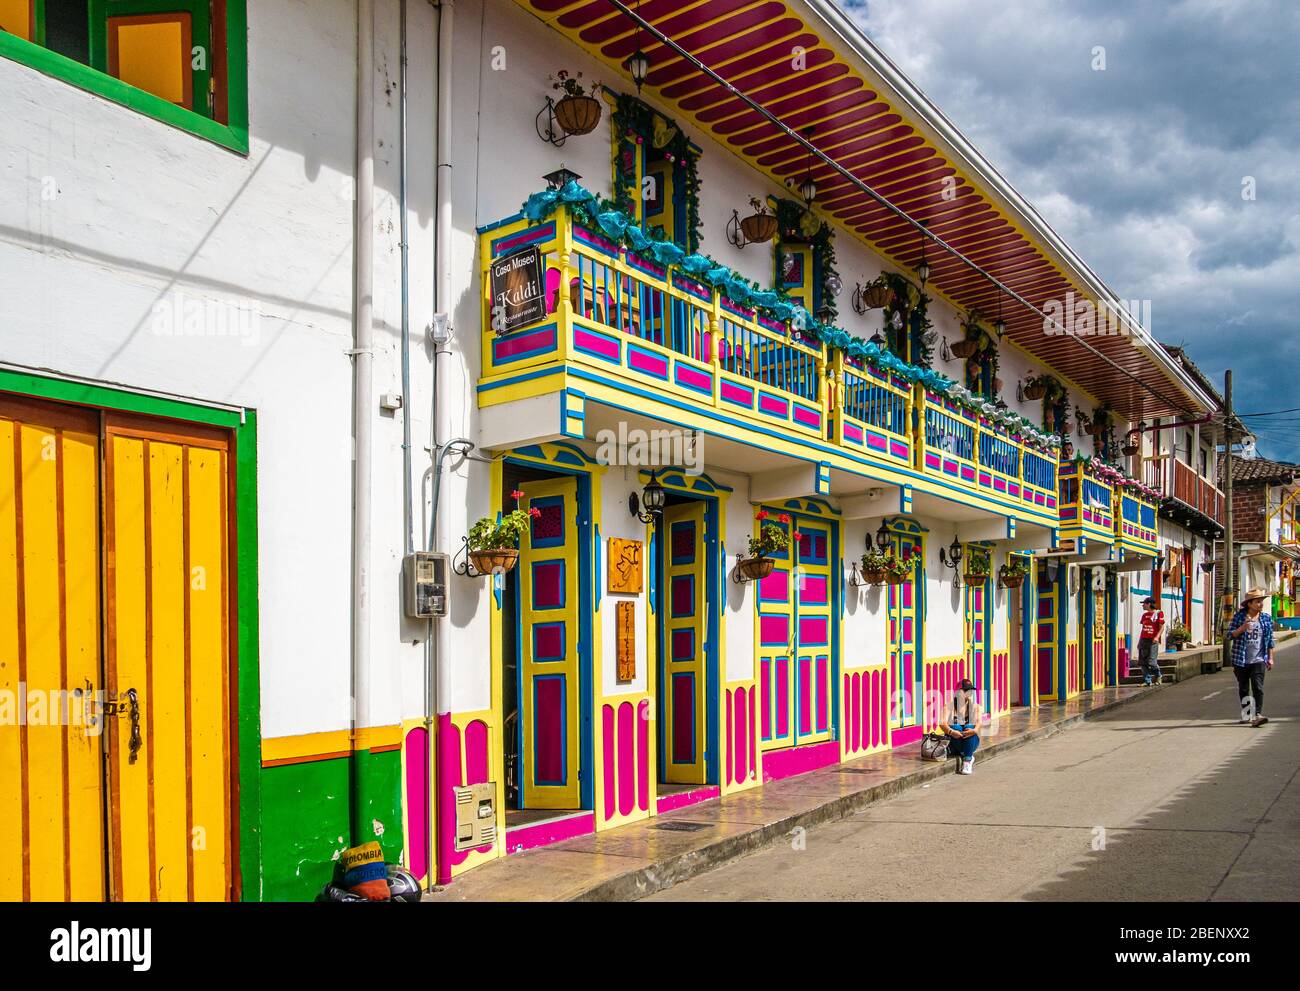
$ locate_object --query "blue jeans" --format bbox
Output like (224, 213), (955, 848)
(948, 723), (979, 759)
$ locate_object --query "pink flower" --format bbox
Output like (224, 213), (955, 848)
(528, 507), (542, 519)
(756, 510), (769, 521)
(510, 489), (526, 501)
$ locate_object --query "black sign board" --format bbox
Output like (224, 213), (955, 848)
(489, 245), (545, 334)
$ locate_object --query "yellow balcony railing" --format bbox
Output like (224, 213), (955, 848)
(1057, 461), (1115, 546)
(1113, 487), (1159, 556)
(478, 204), (1059, 526)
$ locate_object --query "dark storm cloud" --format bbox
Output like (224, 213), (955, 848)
(850, 0), (1300, 456)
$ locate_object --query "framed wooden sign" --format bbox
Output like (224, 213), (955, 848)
(616, 601), (636, 682)
(488, 244), (544, 334)
(607, 537), (643, 594)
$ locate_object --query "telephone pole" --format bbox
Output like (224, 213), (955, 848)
(1221, 369), (1234, 665)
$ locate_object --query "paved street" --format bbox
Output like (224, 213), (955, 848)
(649, 642), (1300, 901)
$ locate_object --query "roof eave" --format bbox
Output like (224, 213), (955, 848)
(797, 0), (1217, 414)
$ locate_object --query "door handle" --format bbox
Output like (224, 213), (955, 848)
(125, 687), (142, 765)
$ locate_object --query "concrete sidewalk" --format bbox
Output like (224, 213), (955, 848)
(425, 685), (1155, 902)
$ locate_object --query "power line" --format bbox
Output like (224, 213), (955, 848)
(1238, 407), (1300, 417)
(602, 0), (1200, 420)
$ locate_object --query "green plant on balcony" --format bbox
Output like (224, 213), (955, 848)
(466, 490), (539, 574)
(998, 557), (1030, 588)
(860, 548), (891, 585)
(739, 510), (793, 581)
(963, 547), (992, 584)
(884, 547), (915, 584)
(1167, 623), (1192, 649)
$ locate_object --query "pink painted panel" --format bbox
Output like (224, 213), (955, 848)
(759, 568), (789, 602)
(762, 739), (839, 782)
(465, 720), (489, 784)
(573, 327), (620, 360)
(535, 679), (565, 785)
(672, 674), (695, 764)
(618, 701), (635, 817)
(735, 689), (749, 782)
(776, 657), (790, 738)
(748, 687), (757, 777)
(902, 617), (913, 641)
(799, 616), (828, 645)
(800, 574), (829, 604)
(532, 560), (564, 609)
(816, 656), (828, 732)
(902, 582), (913, 608)
(760, 613), (789, 646)
(656, 785), (720, 814)
(798, 657), (812, 736)
(602, 705), (616, 821)
(405, 727), (429, 881)
(725, 691), (735, 786)
(506, 812), (596, 854)
(871, 670), (882, 748)
(850, 673), (860, 751)
(637, 699), (650, 812)
(672, 628), (695, 661)
(760, 660), (772, 740)
(437, 716), (464, 879)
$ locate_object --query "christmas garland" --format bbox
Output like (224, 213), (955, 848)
(610, 93), (701, 253)
(520, 181), (1063, 451)
(1071, 456), (1161, 502)
(881, 272), (934, 368)
(772, 197), (839, 323)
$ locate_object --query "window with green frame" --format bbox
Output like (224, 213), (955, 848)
(0, 0), (247, 152)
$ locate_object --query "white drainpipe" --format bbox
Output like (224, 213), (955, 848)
(429, 0), (455, 889)
(350, 0), (376, 842)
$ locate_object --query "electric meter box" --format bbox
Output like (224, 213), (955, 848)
(403, 551), (449, 619)
(453, 782), (497, 851)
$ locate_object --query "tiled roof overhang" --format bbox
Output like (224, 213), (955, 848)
(513, 0), (1217, 419)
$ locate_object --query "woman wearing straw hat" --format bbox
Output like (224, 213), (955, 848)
(1226, 588), (1275, 727)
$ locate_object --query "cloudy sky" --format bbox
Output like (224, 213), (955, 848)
(843, 0), (1300, 458)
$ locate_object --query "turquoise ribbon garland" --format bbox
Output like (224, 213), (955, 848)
(521, 182), (1065, 450)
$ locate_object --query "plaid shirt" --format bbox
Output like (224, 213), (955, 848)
(1227, 610), (1274, 667)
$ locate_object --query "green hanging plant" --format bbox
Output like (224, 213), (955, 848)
(610, 92), (701, 252)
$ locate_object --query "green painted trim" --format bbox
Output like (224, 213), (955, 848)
(0, 0), (248, 154)
(260, 749), (404, 902)
(87, 0), (212, 119)
(0, 367), (262, 899)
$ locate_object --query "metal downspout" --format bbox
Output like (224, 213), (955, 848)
(351, 0), (376, 845)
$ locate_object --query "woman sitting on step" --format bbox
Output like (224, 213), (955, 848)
(938, 679), (983, 775)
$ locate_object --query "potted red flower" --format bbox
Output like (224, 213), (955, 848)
(466, 489), (538, 575)
(738, 510), (792, 581)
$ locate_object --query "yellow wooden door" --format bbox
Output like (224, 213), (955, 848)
(517, 476), (581, 809)
(1, 399), (234, 902)
(0, 398), (106, 901)
(104, 416), (232, 901)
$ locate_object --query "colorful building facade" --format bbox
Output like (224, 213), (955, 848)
(1, 0), (1225, 901)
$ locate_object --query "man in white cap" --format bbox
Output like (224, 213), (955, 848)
(1226, 588), (1274, 727)
(1136, 595), (1165, 686)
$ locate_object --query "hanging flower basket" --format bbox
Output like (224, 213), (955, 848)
(554, 94), (602, 135)
(469, 548), (519, 575)
(1023, 380), (1047, 400)
(1121, 441), (1140, 456)
(860, 279), (894, 310)
(999, 572), (1025, 589)
(739, 212), (779, 244)
(950, 339), (977, 359)
(737, 556), (775, 581)
(964, 571), (990, 586)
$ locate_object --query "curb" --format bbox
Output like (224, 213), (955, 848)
(573, 688), (1157, 901)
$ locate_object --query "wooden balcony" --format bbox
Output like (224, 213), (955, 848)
(1141, 455), (1225, 533)
(1113, 488), (1159, 557)
(1057, 461), (1115, 548)
(476, 204), (1059, 528)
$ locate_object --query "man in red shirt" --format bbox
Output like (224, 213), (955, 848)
(1137, 596), (1165, 686)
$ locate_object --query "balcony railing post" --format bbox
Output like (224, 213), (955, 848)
(912, 384), (927, 471)
(708, 285), (723, 411)
(555, 205), (574, 361)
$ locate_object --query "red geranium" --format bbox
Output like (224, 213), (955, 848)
(756, 510), (769, 521)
